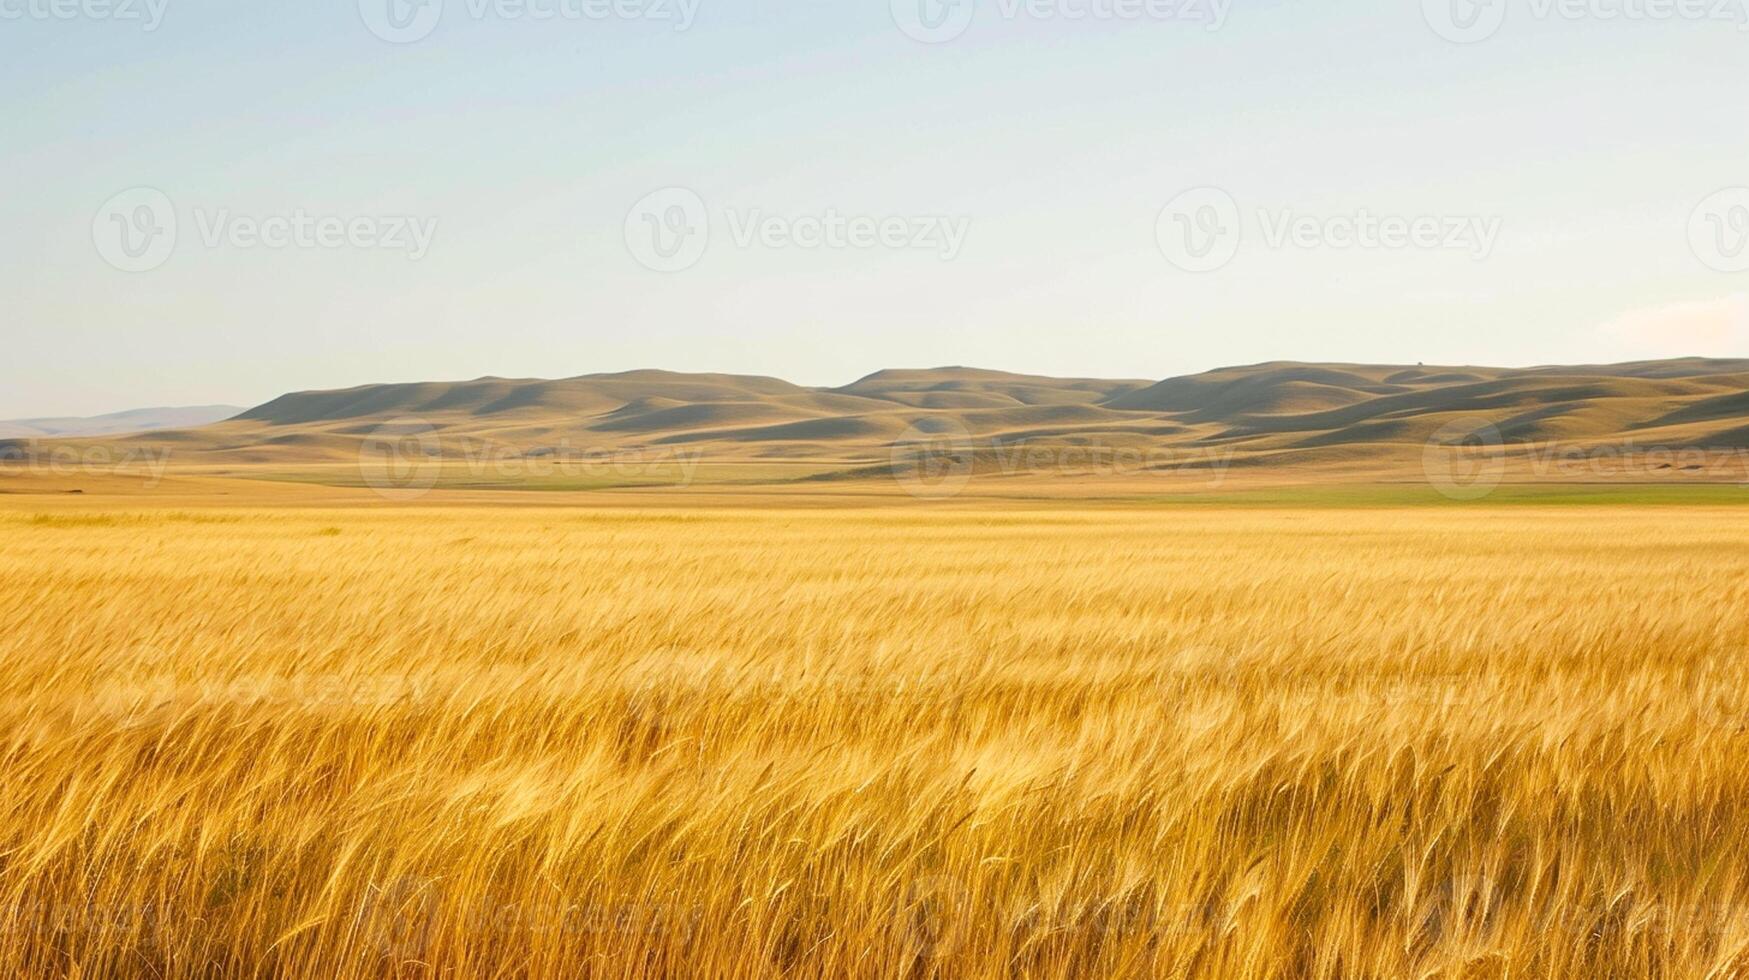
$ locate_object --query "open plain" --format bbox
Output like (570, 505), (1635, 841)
(4, 490), (1748, 978)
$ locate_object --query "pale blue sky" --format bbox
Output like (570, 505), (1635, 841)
(3, 0), (1746, 416)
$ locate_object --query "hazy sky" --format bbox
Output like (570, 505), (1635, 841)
(3, 0), (1747, 417)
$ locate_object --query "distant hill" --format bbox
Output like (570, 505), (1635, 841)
(0, 405), (243, 439)
(9, 360), (1749, 488)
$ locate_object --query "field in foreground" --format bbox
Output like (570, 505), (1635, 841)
(4, 503), (1749, 978)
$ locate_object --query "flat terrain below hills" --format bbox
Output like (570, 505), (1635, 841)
(5, 359), (1749, 499)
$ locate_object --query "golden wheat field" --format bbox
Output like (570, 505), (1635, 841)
(4, 501), (1749, 978)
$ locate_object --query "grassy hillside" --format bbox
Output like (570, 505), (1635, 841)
(5, 360), (1748, 493)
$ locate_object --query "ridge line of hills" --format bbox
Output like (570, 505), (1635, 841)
(0, 405), (244, 440)
(6, 359), (1749, 486)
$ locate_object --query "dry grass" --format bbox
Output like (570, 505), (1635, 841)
(3, 503), (1749, 978)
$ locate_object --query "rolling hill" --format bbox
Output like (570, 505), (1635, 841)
(0, 405), (243, 440)
(5, 360), (1749, 493)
